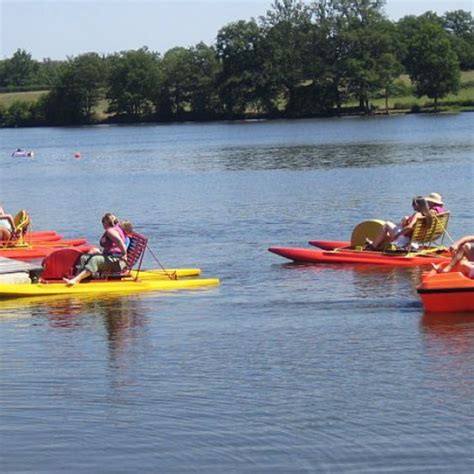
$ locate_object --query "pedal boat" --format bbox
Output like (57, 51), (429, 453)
(1, 210), (90, 260)
(0, 233), (219, 299)
(270, 216), (451, 267)
(268, 246), (450, 267)
(417, 268), (474, 313)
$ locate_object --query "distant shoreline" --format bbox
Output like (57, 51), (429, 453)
(1, 106), (473, 130)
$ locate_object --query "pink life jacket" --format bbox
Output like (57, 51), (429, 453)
(100, 225), (126, 256)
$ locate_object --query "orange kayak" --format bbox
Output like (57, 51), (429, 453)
(0, 241), (90, 261)
(417, 270), (474, 313)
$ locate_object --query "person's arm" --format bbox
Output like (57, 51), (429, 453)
(394, 212), (421, 238)
(401, 212), (422, 235)
(0, 215), (15, 231)
(451, 235), (474, 253)
(106, 228), (127, 256)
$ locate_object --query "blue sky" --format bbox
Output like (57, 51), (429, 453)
(1, 0), (472, 59)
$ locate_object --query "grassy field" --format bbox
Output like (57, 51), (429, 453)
(0, 90), (48, 108)
(346, 70), (474, 112)
(1, 70), (473, 117)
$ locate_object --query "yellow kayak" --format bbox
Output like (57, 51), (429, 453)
(0, 275), (219, 298)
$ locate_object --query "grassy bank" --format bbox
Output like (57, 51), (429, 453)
(0, 90), (48, 108)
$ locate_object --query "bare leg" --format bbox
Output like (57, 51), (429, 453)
(0, 228), (11, 243)
(63, 269), (92, 286)
(459, 260), (474, 278)
(438, 243), (472, 273)
(370, 225), (391, 250)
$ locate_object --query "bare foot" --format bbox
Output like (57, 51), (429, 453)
(432, 263), (449, 274)
(63, 277), (76, 286)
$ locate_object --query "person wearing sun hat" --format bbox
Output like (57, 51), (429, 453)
(424, 192), (446, 214)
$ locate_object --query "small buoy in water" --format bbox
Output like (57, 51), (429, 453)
(74, 152), (81, 160)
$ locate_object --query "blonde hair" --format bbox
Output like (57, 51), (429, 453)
(101, 213), (118, 227)
(120, 220), (133, 234)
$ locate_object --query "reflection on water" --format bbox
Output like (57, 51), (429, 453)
(211, 143), (471, 171)
(279, 262), (421, 303)
(421, 311), (474, 355)
(0, 295), (148, 376)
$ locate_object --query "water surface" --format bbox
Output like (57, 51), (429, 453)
(0, 114), (473, 472)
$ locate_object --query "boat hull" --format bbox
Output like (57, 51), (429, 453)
(268, 246), (450, 267)
(417, 271), (474, 312)
(0, 275), (219, 298)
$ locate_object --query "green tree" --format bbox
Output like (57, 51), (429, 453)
(216, 20), (268, 115)
(45, 53), (106, 124)
(260, 0), (312, 113)
(3, 101), (33, 127)
(36, 59), (64, 87)
(442, 10), (474, 69)
(106, 47), (161, 118)
(157, 44), (220, 119)
(308, 1), (400, 114)
(406, 22), (460, 110)
(187, 43), (222, 117)
(158, 47), (193, 117)
(2, 49), (39, 87)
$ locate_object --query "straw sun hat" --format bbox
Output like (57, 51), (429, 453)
(424, 192), (443, 205)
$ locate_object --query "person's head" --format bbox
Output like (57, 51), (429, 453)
(411, 196), (424, 211)
(120, 220), (133, 234)
(424, 192), (444, 208)
(101, 213), (118, 228)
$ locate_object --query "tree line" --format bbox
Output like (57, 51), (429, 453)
(1, 0), (473, 127)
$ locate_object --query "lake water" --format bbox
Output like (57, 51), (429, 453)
(0, 114), (473, 472)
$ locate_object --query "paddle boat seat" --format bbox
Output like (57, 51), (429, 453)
(409, 211), (450, 248)
(0, 210), (31, 247)
(13, 210), (31, 236)
(41, 248), (83, 281)
(98, 231), (148, 279)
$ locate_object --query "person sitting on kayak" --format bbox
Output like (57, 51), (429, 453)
(369, 193), (446, 250)
(120, 220), (134, 249)
(63, 213), (128, 286)
(424, 192), (446, 214)
(368, 196), (428, 250)
(433, 235), (474, 278)
(0, 206), (15, 242)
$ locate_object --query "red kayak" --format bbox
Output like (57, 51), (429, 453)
(268, 246), (450, 267)
(28, 234), (63, 243)
(0, 244), (92, 261)
(418, 269), (474, 313)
